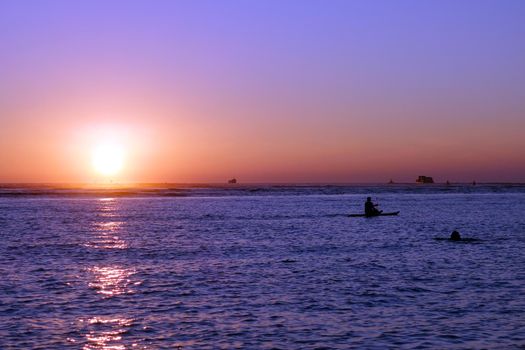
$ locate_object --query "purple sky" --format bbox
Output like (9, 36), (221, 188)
(0, 0), (524, 183)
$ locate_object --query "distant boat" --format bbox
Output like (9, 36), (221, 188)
(388, 179), (394, 184)
(228, 178), (237, 184)
(416, 176), (434, 184)
(446, 180), (451, 185)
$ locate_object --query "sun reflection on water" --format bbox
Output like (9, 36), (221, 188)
(98, 198), (118, 215)
(80, 197), (144, 349)
(84, 198), (127, 249)
(81, 317), (135, 350)
(88, 266), (138, 297)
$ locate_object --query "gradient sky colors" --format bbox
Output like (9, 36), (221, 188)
(1, 0), (524, 183)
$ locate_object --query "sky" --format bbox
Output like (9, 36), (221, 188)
(0, 0), (524, 183)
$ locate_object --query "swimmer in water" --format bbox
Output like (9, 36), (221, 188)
(434, 230), (479, 242)
(450, 230), (461, 241)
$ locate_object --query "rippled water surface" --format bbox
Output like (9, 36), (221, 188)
(1, 185), (525, 349)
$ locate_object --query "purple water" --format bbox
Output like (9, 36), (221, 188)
(1, 185), (524, 349)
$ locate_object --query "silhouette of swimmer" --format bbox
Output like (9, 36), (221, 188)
(450, 230), (461, 241)
(434, 230), (480, 242)
(364, 197), (382, 217)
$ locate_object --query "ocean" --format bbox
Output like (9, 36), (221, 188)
(1, 184), (524, 349)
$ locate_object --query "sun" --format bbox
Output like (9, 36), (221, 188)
(92, 142), (124, 177)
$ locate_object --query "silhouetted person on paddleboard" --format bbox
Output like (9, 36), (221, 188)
(364, 197), (382, 217)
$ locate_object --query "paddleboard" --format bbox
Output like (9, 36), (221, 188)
(348, 211), (400, 217)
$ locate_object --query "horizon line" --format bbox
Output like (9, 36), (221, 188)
(1, 181), (524, 186)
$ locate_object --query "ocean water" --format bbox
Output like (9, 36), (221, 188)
(1, 184), (524, 349)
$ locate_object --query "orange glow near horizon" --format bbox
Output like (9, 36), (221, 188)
(0, 115), (524, 184)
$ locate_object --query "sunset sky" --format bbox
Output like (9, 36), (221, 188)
(1, 0), (524, 183)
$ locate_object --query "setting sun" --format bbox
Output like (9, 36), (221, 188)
(92, 142), (124, 176)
